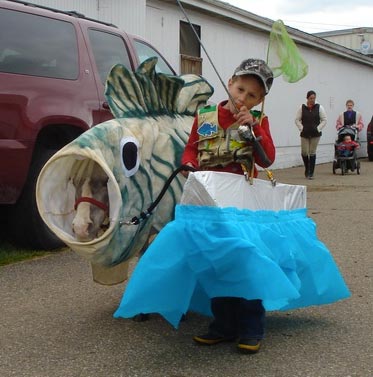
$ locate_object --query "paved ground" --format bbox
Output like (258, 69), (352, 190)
(1, 160), (372, 377)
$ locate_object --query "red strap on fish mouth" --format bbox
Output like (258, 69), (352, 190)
(74, 197), (109, 212)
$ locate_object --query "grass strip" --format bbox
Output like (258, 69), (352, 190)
(0, 241), (55, 266)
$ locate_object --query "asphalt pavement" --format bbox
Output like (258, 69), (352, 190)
(1, 160), (372, 377)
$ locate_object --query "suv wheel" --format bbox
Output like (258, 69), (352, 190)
(368, 146), (373, 161)
(8, 147), (65, 250)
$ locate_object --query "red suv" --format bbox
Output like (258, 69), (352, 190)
(367, 116), (373, 161)
(0, 0), (175, 249)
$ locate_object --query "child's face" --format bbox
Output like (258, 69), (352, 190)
(344, 136), (352, 142)
(227, 75), (264, 113)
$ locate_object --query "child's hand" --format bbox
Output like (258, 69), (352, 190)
(180, 162), (195, 178)
(233, 105), (257, 126)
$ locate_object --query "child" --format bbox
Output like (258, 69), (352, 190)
(113, 59), (350, 356)
(182, 58), (275, 353)
(182, 58), (275, 179)
(337, 134), (359, 157)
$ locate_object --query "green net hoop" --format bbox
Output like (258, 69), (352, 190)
(267, 20), (308, 83)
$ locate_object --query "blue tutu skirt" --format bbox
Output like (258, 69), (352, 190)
(114, 205), (350, 328)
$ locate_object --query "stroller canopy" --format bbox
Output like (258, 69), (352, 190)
(337, 125), (357, 142)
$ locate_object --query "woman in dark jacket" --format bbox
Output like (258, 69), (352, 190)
(295, 90), (327, 179)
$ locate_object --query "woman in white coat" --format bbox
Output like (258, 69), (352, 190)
(336, 99), (364, 134)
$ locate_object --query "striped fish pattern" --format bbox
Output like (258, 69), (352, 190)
(36, 57), (214, 267)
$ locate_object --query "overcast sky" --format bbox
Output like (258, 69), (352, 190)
(226, 0), (373, 33)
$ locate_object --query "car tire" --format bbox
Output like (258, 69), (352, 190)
(7, 147), (65, 250)
(368, 148), (373, 161)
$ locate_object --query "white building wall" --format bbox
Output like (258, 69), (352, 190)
(30, 0), (146, 36)
(316, 30), (373, 55)
(30, 0), (99, 18)
(145, 2), (178, 67)
(27, 0), (373, 169)
(267, 47), (372, 168)
(147, 0), (373, 169)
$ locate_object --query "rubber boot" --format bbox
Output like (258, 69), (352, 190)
(301, 155), (309, 178)
(309, 154), (316, 179)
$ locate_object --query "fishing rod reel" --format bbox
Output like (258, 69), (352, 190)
(238, 124), (260, 143)
(237, 124), (276, 186)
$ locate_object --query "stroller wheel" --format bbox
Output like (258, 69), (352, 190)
(341, 161), (346, 175)
(357, 161), (360, 175)
(332, 160), (337, 174)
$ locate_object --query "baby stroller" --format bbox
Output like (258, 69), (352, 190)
(332, 125), (360, 175)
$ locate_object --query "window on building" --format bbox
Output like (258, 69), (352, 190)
(179, 21), (202, 75)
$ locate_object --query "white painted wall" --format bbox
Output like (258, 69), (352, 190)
(26, 0), (373, 169)
(147, 0), (373, 169)
(317, 30), (373, 55)
(273, 47), (372, 168)
(30, 0), (146, 36)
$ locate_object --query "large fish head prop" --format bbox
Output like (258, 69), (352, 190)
(36, 57), (214, 270)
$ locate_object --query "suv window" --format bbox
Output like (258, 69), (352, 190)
(0, 8), (78, 79)
(133, 40), (174, 75)
(88, 29), (132, 84)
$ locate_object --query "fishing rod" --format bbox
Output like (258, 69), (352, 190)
(176, 0), (238, 111)
(175, 0), (275, 181)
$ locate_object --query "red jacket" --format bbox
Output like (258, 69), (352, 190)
(182, 101), (275, 177)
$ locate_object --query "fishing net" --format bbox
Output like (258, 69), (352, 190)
(267, 20), (308, 83)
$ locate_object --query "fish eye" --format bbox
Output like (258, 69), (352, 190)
(120, 137), (140, 177)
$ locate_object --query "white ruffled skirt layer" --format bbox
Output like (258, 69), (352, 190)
(114, 205), (350, 328)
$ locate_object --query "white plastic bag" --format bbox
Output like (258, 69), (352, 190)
(181, 171), (306, 210)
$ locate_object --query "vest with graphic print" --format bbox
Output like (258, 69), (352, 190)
(196, 105), (254, 168)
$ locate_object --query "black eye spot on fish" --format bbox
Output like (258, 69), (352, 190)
(122, 142), (137, 169)
(120, 136), (140, 177)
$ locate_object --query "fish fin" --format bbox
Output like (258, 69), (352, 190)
(177, 74), (214, 115)
(105, 57), (214, 119)
(105, 64), (148, 119)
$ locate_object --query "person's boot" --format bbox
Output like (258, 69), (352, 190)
(309, 154), (316, 179)
(301, 155), (309, 178)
